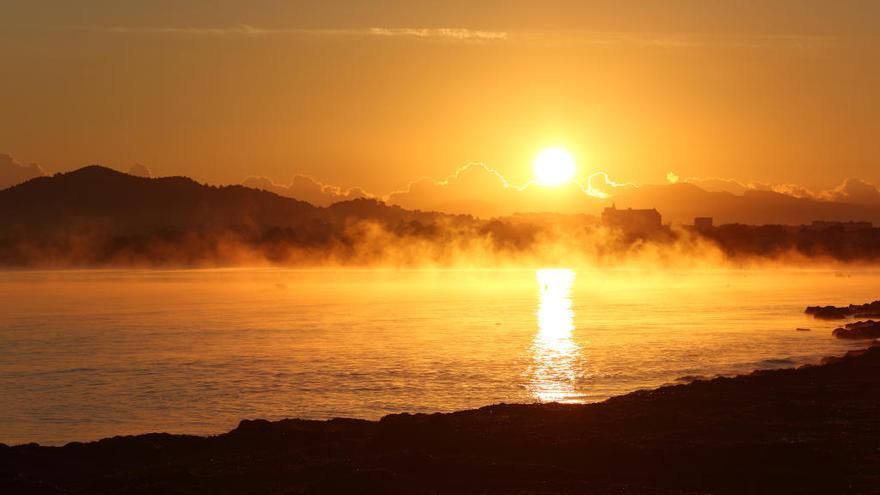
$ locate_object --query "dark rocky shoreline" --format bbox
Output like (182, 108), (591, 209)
(2, 344), (879, 494)
(806, 299), (880, 320)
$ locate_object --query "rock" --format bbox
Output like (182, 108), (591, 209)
(852, 312), (880, 319)
(832, 320), (880, 340)
(805, 300), (880, 320)
(675, 375), (710, 383)
(805, 306), (849, 319)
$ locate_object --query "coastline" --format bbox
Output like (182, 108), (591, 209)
(3, 343), (878, 494)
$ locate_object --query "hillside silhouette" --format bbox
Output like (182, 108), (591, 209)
(0, 166), (457, 235)
(0, 167), (471, 266)
(2, 166), (880, 267)
(4, 166), (317, 236)
(612, 183), (880, 225)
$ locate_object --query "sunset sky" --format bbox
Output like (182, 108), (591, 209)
(2, 1), (879, 195)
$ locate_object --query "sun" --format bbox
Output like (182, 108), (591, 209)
(533, 148), (576, 186)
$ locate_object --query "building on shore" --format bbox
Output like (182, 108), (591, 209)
(601, 204), (662, 234)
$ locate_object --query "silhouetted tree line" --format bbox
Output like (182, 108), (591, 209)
(3, 165), (880, 267)
(695, 224), (880, 261)
(5, 219), (880, 267)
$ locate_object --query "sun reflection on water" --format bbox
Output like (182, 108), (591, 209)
(529, 268), (584, 403)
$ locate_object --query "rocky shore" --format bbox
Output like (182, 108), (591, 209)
(833, 320), (880, 340)
(806, 299), (880, 320)
(3, 343), (879, 494)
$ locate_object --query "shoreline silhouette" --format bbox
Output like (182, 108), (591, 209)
(2, 166), (880, 268)
(3, 340), (877, 494)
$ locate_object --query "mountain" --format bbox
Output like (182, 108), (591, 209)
(0, 166), (448, 238)
(2, 166), (879, 266)
(4, 166), (879, 240)
(610, 183), (880, 225)
(0, 166), (320, 237)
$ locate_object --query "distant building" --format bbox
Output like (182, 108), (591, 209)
(602, 204), (662, 234)
(694, 217), (714, 231)
(809, 220), (872, 232)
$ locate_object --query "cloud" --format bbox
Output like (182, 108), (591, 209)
(585, 171), (636, 199)
(521, 30), (847, 50)
(73, 23), (857, 52)
(677, 176), (750, 195)
(819, 178), (880, 205)
(672, 172), (880, 205)
(0, 153), (46, 190)
(243, 174), (370, 207)
(674, 175), (799, 197)
(86, 24), (278, 36)
(241, 163), (636, 218)
(387, 163), (613, 217)
(72, 22), (859, 51)
(386, 163), (518, 216)
(75, 25), (508, 42)
(128, 163), (152, 178)
(368, 27), (507, 41)
(768, 182), (817, 199)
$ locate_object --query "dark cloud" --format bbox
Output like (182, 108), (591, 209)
(675, 174), (880, 204)
(386, 163), (610, 218)
(128, 163), (153, 178)
(678, 177), (750, 195)
(386, 163), (517, 216)
(0, 154), (46, 190)
(243, 175), (370, 207)
(241, 164), (632, 218)
(820, 178), (880, 205)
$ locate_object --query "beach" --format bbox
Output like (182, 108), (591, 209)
(3, 342), (878, 494)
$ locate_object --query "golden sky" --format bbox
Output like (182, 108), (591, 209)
(2, 1), (879, 194)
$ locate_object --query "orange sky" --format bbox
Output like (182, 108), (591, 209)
(2, 1), (879, 194)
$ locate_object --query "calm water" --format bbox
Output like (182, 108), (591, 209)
(0, 268), (873, 445)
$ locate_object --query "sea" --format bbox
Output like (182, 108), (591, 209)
(0, 267), (873, 445)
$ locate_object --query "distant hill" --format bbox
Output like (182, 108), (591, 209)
(2, 166), (879, 267)
(0, 166), (449, 238)
(610, 183), (880, 225)
(0, 166), (317, 237)
(3, 166), (879, 238)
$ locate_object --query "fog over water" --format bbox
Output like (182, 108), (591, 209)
(0, 267), (871, 445)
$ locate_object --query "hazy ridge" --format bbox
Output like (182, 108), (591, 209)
(2, 166), (879, 267)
